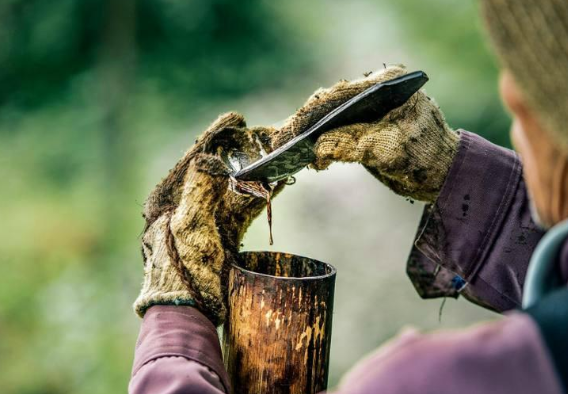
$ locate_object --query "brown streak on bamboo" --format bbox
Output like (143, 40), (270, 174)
(223, 252), (336, 394)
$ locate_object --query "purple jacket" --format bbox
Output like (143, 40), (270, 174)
(129, 131), (566, 394)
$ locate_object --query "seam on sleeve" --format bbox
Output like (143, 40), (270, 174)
(151, 310), (220, 337)
(472, 272), (521, 309)
(437, 130), (471, 216)
(466, 152), (522, 281)
(133, 347), (223, 377)
(132, 354), (193, 379)
(132, 355), (228, 393)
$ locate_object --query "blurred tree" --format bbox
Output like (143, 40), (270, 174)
(0, 1), (313, 393)
(393, 0), (512, 147)
(0, 0), (309, 110)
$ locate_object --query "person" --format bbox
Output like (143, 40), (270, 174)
(128, 0), (568, 392)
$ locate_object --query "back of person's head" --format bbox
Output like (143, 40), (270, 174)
(482, 0), (568, 148)
(481, 0), (568, 227)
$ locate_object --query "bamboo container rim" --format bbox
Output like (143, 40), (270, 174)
(233, 251), (337, 281)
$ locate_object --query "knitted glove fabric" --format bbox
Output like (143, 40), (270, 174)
(283, 65), (459, 203)
(134, 112), (282, 326)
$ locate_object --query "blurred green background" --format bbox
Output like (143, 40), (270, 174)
(0, 0), (510, 392)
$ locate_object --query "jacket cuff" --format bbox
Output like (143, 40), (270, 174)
(132, 305), (230, 393)
(407, 131), (524, 309)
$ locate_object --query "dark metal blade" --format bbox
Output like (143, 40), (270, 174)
(233, 70), (429, 183)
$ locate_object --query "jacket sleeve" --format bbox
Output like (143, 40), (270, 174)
(328, 313), (563, 394)
(129, 306), (230, 394)
(406, 130), (545, 312)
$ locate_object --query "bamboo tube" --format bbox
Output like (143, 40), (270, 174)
(223, 251), (336, 394)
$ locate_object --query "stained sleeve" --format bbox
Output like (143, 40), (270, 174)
(406, 130), (545, 312)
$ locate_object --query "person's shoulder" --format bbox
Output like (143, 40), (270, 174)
(333, 314), (560, 394)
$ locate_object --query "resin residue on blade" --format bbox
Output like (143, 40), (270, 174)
(230, 177), (275, 245)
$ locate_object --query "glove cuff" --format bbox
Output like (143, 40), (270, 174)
(133, 290), (196, 318)
(413, 125), (460, 200)
(363, 126), (460, 203)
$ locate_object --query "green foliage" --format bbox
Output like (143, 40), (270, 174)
(0, 1), (313, 393)
(0, 0), (309, 109)
(393, 0), (511, 147)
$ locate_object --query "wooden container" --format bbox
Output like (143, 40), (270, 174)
(223, 251), (336, 394)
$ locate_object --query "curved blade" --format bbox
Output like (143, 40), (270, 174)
(233, 70), (429, 183)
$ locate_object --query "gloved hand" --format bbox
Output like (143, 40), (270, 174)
(276, 65), (460, 203)
(133, 112), (284, 326)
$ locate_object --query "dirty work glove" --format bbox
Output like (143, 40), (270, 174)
(275, 65), (460, 203)
(133, 112), (283, 326)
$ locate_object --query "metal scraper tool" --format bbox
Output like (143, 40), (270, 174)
(232, 70), (429, 183)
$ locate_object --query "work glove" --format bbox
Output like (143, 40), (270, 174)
(133, 112), (284, 326)
(276, 65), (460, 203)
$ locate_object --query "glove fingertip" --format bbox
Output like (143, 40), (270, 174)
(310, 155), (333, 171)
